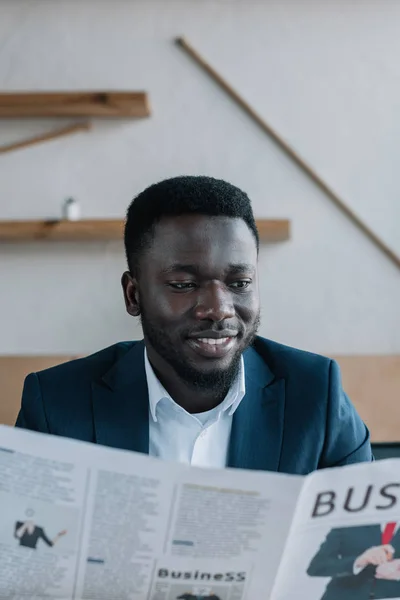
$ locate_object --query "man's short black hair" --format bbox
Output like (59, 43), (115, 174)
(124, 175), (259, 275)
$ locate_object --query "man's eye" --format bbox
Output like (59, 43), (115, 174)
(230, 280), (251, 289)
(168, 282), (196, 290)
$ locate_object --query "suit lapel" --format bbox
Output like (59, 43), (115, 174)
(91, 341), (149, 453)
(228, 346), (285, 471)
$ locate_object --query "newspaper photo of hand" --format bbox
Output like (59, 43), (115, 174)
(376, 559), (400, 581)
(354, 543), (394, 568)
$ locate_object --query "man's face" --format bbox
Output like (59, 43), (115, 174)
(123, 215), (260, 392)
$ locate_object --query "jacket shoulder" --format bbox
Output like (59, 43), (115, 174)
(253, 336), (332, 379)
(35, 341), (139, 384)
(19, 341), (142, 437)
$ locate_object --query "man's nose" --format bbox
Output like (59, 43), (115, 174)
(194, 282), (235, 322)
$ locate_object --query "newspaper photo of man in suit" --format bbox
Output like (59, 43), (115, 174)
(14, 508), (67, 550)
(307, 522), (400, 599)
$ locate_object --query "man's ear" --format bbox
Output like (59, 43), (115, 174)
(121, 271), (141, 316)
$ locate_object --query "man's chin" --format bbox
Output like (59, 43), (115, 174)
(178, 366), (239, 392)
(173, 348), (242, 391)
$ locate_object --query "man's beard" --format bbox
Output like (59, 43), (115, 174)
(140, 310), (260, 397)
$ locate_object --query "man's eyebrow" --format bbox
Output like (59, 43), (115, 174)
(161, 264), (200, 275)
(227, 263), (256, 275)
(161, 263), (255, 276)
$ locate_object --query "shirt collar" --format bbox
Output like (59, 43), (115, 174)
(144, 348), (246, 423)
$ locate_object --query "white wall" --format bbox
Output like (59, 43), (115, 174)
(0, 0), (399, 355)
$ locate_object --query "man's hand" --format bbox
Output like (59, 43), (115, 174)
(376, 559), (400, 580)
(355, 544), (394, 568)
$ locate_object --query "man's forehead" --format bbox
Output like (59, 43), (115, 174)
(151, 214), (256, 248)
(141, 215), (258, 273)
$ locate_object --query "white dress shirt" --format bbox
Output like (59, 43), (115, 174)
(144, 349), (246, 468)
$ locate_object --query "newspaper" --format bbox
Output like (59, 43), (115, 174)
(0, 425), (399, 600)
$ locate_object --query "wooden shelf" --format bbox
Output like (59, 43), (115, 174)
(0, 219), (124, 241)
(0, 92), (150, 118)
(0, 219), (290, 243)
(257, 219), (290, 242)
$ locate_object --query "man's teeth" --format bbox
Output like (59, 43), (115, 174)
(197, 338), (230, 345)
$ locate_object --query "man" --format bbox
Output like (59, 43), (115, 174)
(15, 176), (372, 472)
(307, 523), (400, 599)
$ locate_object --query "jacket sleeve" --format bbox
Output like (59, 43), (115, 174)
(38, 527), (54, 547)
(318, 360), (373, 468)
(307, 528), (359, 578)
(15, 372), (50, 433)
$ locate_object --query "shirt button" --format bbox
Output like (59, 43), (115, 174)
(199, 430), (207, 438)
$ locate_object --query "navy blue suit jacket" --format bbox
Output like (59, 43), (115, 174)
(307, 525), (400, 599)
(15, 336), (372, 473)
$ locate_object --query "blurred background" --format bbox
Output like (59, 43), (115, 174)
(0, 0), (399, 445)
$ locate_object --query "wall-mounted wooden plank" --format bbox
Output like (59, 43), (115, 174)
(0, 122), (91, 155)
(257, 219), (290, 242)
(334, 355), (400, 442)
(0, 219), (290, 243)
(0, 91), (150, 118)
(0, 219), (124, 241)
(176, 36), (400, 272)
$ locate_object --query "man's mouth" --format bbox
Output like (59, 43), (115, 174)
(186, 333), (238, 358)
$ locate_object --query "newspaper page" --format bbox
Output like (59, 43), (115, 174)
(271, 459), (400, 600)
(0, 425), (303, 600)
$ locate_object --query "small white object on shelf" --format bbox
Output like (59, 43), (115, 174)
(62, 198), (81, 221)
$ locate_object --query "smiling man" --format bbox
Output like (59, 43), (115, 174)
(16, 176), (372, 472)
